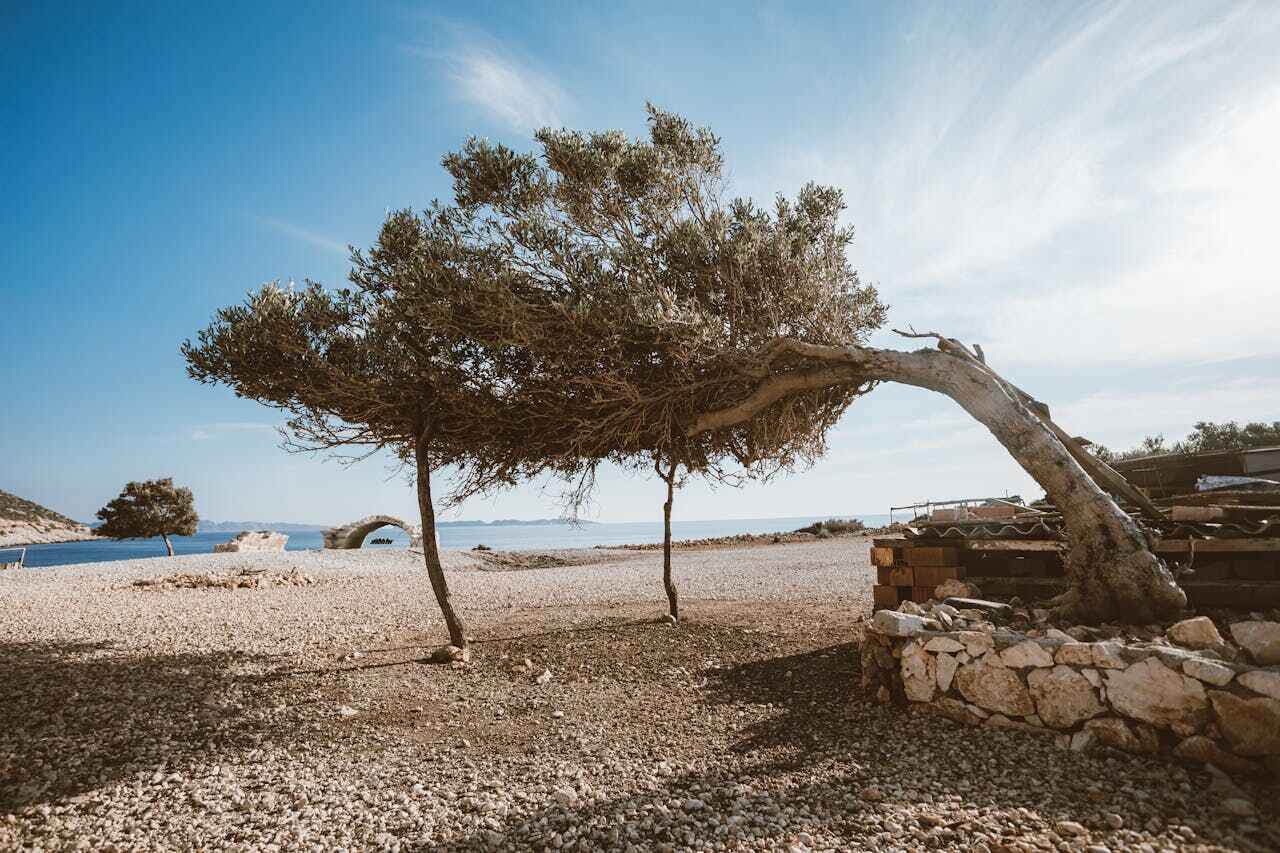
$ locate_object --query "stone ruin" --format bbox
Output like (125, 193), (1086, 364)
(863, 601), (1280, 779)
(212, 530), (288, 553)
(322, 515), (424, 550)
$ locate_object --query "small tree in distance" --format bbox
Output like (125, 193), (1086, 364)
(96, 478), (198, 557)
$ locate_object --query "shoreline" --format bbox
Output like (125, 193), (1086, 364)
(0, 523), (100, 548)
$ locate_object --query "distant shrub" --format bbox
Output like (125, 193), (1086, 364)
(795, 518), (867, 537)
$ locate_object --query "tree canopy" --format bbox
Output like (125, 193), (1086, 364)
(96, 478), (197, 556)
(1098, 420), (1280, 462)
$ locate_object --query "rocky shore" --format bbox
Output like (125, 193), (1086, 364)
(0, 520), (98, 548)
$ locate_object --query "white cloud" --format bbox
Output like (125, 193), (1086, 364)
(190, 422), (277, 442)
(763, 3), (1280, 367)
(251, 215), (349, 258)
(430, 40), (568, 134)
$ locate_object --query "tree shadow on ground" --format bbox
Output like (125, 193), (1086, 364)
(0, 640), (292, 812)
(440, 638), (1280, 852)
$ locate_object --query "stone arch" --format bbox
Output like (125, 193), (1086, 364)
(322, 515), (423, 550)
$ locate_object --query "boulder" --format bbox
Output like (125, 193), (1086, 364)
(1230, 621), (1280, 665)
(1083, 717), (1160, 754)
(1181, 658), (1235, 687)
(1209, 691), (1280, 756)
(1000, 640), (1055, 669)
(1173, 735), (1264, 775)
(871, 610), (926, 638)
(1236, 669), (1280, 700)
(213, 531), (288, 553)
(954, 661), (1034, 716)
(1104, 658), (1209, 732)
(1027, 665), (1104, 729)
(935, 652), (959, 693)
(1167, 616), (1225, 650)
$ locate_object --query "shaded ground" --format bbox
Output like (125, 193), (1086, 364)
(1, 541), (1277, 850)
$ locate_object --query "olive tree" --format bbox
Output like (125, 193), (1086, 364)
(95, 478), (198, 557)
(396, 106), (1183, 625)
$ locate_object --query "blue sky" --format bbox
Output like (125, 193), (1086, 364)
(3, 1), (1278, 525)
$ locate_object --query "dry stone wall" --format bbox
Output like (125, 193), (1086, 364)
(863, 607), (1280, 778)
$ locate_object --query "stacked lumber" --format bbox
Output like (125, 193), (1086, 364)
(870, 539), (965, 610)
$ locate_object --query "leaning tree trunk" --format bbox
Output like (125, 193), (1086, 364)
(161, 533), (174, 557)
(689, 338), (1187, 624)
(414, 435), (469, 650)
(660, 461), (679, 622)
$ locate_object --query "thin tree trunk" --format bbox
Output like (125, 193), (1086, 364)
(162, 533), (173, 557)
(660, 460), (679, 622)
(414, 435), (468, 650)
(689, 338), (1187, 624)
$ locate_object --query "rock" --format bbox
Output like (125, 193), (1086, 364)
(1044, 628), (1074, 642)
(1027, 665), (1104, 729)
(1230, 621), (1280, 665)
(955, 630), (994, 656)
(859, 786), (884, 802)
(1167, 616), (1225, 650)
(1000, 640), (1054, 669)
(1103, 813), (1124, 830)
(954, 661), (1034, 716)
(552, 787), (578, 806)
(336, 705), (358, 717)
(871, 610), (926, 638)
(682, 798), (705, 811)
(901, 644), (936, 702)
(1054, 643), (1094, 666)
(935, 652), (958, 693)
(1237, 669), (1280, 699)
(430, 645), (471, 664)
(1104, 658), (1209, 731)
(924, 636), (964, 654)
(212, 530), (288, 553)
(1220, 798), (1255, 817)
(535, 669), (552, 685)
(943, 598), (1012, 623)
(1209, 691), (1280, 755)
(1091, 642), (1126, 669)
(935, 579), (980, 599)
(1173, 735), (1263, 774)
(1056, 820), (1088, 838)
(934, 696), (983, 726)
(1181, 658), (1235, 687)
(1083, 718), (1160, 754)
(1069, 730), (1096, 752)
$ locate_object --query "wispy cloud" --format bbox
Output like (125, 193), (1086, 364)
(416, 34), (569, 134)
(251, 215), (350, 258)
(190, 422), (277, 441)
(765, 3), (1280, 368)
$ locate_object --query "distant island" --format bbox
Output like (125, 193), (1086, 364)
(0, 489), (98, 547)
(197, 517), (595, 532)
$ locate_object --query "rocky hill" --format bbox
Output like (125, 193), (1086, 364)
(0, 490), (98, 547)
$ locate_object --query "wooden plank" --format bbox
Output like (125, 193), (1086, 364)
(909, 586), (935, 604)
(959, 539), (1066, 552)
(913, 565), (963, 587)
(870, 546), (902, 567)
(1154, 538), (1280, 554)
(1184, 581), (1280, 609)
(1171, 505), (1280, 522)
(1230, 557), (1280, 582)
(905, 546), (961, 567)
(876, 565), (914, 586)
(872, 585), (901, 611)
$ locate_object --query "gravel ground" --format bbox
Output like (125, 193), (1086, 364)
(1, 538), (1276, 851)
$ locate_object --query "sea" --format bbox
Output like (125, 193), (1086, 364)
(11, 514), (892, 569)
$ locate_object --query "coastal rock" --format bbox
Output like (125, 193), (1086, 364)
(1230, 621), (1280, 665)
(954, 661), (1034, 716)
(1027, 665), (1103, 729)
(1209, 691), (1280, 756)
(1104, 658), (1208, 732)
(213, 531), (288, 553)
(1167, 616), (1224, 650)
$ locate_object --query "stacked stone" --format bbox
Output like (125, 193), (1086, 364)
(863, 603), (1280, 778)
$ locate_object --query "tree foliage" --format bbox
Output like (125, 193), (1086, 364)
(96, 478), (197, 555)
(1098, 420), (1280, 462)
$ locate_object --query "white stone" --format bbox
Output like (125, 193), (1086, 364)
(212, 530), (288, 553)
(872, 610), (926, 638)
(924, 636), (965, 654)
(1027, 665), (1104, 729)
(1069, 730), (1096, 752)
(936, 653), (958, 693)
(901, 645), (936, 702)
(954, 661), (1035, 716)
(1045, 628), (1074, 642)
(1230, 621), (1280, 665)
(1000, 640), (1055, 669)
(1237, 670), (1280, 699)
(1105, 658), (1209, 731)
(1181, 658), (1234, 687)
(1167, 616), (1224, 650)
(955, 630), (994, 656)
